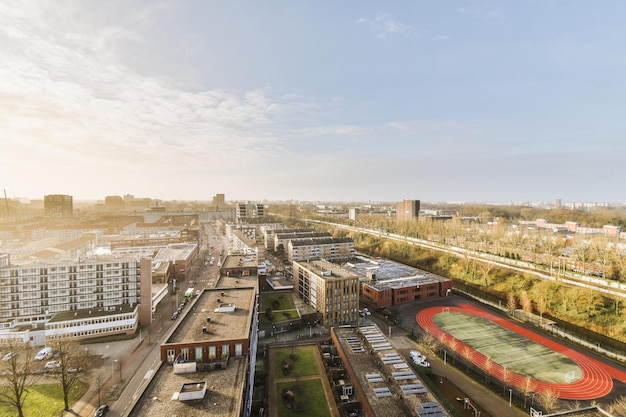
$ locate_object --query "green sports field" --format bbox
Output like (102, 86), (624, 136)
(434, 312), (582, 383)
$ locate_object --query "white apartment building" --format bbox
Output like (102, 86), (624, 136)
(293, 259), (359, 326)
(287, 237), (355, 263)
(0, 255), (150, 344)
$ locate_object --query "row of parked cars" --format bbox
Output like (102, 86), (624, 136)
(1, 346), (53, 363)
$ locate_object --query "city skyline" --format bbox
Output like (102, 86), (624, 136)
(1, 1), (625, 203)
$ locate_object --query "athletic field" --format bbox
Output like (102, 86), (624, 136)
(416, 303), (626, 400)
(434, 312), (580, 384)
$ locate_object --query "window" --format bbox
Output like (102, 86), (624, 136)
(235, 343), (243, 356)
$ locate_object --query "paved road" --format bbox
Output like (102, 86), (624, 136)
(66, 223), (226, 417)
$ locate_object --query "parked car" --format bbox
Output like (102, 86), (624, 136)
(2, 352), (15, 361)
(45, 361), (60, 369)
(35, 347), (53, 361)
(94, 404), (109, 417)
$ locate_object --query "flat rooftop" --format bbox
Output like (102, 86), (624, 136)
(155, 243), (197, 261)
(333, 325), (448, 417)
(221, 255), (258, 270)
(295, 259), (357, 280)
(289, 236), (353, 246)
(5, 253), (145, 267)
(48, 304), (137, 323)
(167, 287), (255, 344)
(129, 357), (247, 417)
(343, 256), (450, 290)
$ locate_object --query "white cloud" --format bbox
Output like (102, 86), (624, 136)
(357, 13), (415, 38)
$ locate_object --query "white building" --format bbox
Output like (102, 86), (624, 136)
(0, 255), (151, 344)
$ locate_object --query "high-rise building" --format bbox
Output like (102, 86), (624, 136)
(396, 199), (420, 222)
(0, 256), (150, 343)
(44, 194), (73, 217)
(212, 193), (226, 208)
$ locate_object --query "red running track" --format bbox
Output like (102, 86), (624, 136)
(416, 303), (626, 400)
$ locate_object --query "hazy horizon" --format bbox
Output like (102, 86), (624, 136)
(2, 1), (625, 203)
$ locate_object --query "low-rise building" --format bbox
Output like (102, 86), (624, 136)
(130, 286), (259, 417)
(287, 237), (354, 263)
(160, 287), (257, 365)
(330, 324), (449, 417)
(343, 256), (453, 309)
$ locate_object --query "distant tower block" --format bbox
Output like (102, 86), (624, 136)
(396, 199), (420, 222)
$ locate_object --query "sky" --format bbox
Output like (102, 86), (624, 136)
(1, 1), (625, 204)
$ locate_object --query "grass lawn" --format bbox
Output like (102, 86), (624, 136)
(258, 309), (300, 325)
(0, 380), (88, 417)
(273, 346), (319, 378)
(260, 293), (296, 311)
(276, 379), (330, 417)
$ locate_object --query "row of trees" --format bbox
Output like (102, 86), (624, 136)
(274, 203), (626, 281)
(0, 338), (89, 417)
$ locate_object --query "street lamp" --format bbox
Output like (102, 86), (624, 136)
(509, 388), (512, 407)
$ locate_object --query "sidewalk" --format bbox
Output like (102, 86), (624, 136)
(65, 336), (144, 417)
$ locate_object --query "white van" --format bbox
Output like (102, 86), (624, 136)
(35, 347), (52, 361)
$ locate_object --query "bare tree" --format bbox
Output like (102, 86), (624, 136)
(0, 339), (34, 417)
(483, 356), (493, 384)
(520, 290), (532, 316)
(448, 338), (459, 365)
(501, 365), (510, 394)
(521, 376), (537, 408)
(538, 387), (559, 413)
(420, 333), (438, 356)
(477, 260), (495, 287)
(507, 292), (517, 315)
(49, 337), (90, 411)
(461, 345), (474, 371)
(94, 374), (105, 407)
(535, 294), (548, 325)
(609, 395), (626, 416)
